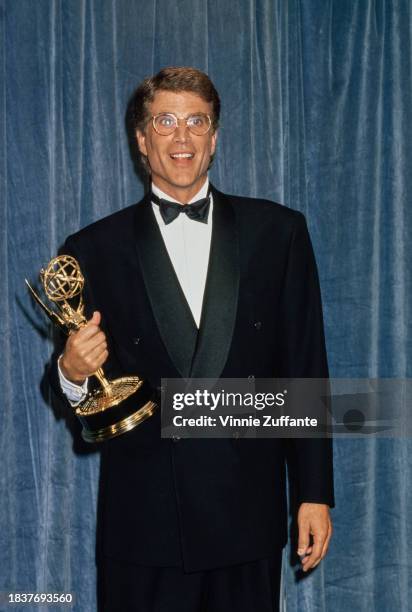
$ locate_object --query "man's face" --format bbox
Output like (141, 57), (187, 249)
(136, 90), (218, 203)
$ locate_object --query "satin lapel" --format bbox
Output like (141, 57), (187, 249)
(190, 187), (240, 378)
(134, 196), (198, 378)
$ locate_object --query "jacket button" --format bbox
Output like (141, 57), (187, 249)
(254, 321), (262, 330)
(133, 337), (141, 345)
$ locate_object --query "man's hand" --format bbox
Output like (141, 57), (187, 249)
(60, 311), (108, 384)
(297, 502), (332, 572)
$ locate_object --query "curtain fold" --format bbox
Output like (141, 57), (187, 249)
(1, 1), (411, 610)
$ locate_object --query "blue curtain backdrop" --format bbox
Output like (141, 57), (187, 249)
(1, 1), (411, 610)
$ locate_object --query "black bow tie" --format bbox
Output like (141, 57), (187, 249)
(151, 189), (211, 225)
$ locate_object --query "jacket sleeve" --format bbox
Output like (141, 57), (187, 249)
(276, 212), (335, 507)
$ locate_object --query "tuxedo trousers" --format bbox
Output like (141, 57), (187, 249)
(101, 551), (283, 612)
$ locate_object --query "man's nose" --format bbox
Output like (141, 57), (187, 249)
(173, 121), (191, 142)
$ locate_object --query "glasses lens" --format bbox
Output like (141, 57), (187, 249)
(153, 113), (211, 135)
(153, 113), (177, 135)
(187, 114), (211, 135)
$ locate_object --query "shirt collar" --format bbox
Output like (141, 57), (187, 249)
(151, 177), (210, 204)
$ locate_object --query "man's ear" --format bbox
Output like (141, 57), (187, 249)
(210, 129), (218, 156)
(136, 130), (148, 156)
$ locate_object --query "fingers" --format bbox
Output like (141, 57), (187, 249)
(60, 311), (109, 383)
(90, 310), (101, 326)
(297, 503), (332, 573)
(301, 529), (325, 572)
(74, 336), (107, 367)
(297, 523), (310, 558)
(87, 340), (109, 367)
(69, 327), (106, 354)
(72, 311), (102, 342)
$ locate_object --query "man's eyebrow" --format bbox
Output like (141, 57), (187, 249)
(155, 111), (207, 116)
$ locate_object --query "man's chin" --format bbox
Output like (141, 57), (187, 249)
(153, 175), (208, 195)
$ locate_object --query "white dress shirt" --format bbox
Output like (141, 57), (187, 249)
(59, 178), (213, 404)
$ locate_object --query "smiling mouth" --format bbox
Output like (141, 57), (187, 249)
(170, 153), (194, 160)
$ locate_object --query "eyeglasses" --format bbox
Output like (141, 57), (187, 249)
(151, 113), (212, 136)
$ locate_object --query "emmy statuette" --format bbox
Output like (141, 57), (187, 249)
(26, 255), (156, 443)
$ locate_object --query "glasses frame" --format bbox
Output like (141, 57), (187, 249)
(151, 112), (212, 136)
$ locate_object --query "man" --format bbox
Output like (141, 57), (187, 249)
(49, 66), (334, 611)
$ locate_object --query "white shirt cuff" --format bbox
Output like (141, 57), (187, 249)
(58, 355), (88, 406)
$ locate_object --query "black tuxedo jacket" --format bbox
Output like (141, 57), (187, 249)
(49, 185), (334, 572)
